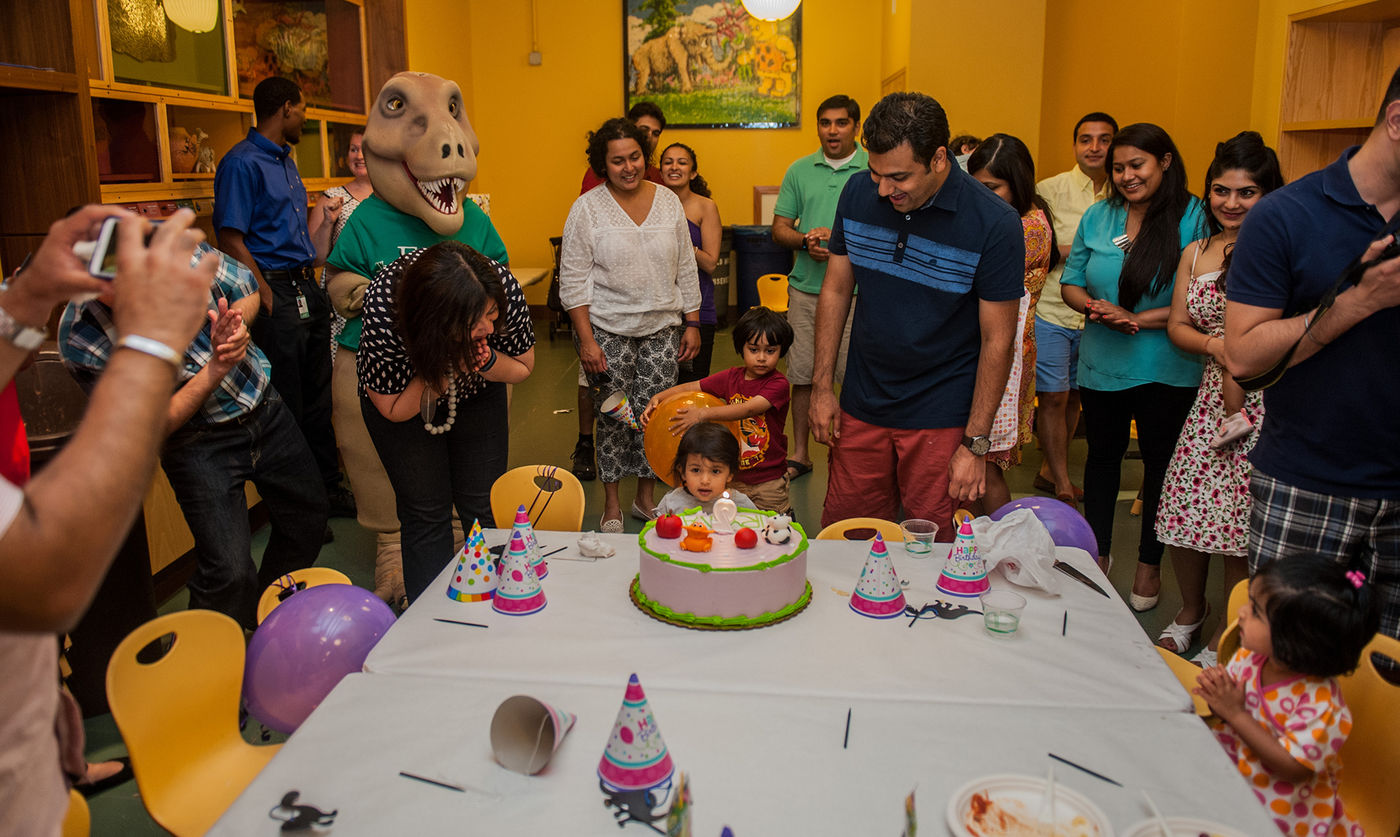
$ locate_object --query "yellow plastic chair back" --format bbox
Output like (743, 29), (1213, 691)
(491, 465), (586, 531)
(61, 789), (89, 837)
(1155, 645), (1211, 716)
(1336, 633), (1400, 837)
(255, 567), (353, 625)
(816, 517), (904, 543)
(755, 273), (789, 313)
(1216, 577), (1250, 663)
(106, 611), (281, 837)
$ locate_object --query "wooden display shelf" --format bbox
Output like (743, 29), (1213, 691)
(1281, 118), (1375, 131)
(0, 66), (80, 93)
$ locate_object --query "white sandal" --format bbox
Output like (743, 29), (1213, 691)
(1157, 604), (1210, 654)
(599, 515), (624, 534)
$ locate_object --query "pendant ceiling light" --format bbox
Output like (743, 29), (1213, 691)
(740, 0), (801, 21)
(164, 0), (219, 33)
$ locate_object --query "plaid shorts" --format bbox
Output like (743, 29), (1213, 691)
(1249, 469), (1400, 662)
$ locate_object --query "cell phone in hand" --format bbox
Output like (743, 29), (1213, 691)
(81, 216), (162, 279)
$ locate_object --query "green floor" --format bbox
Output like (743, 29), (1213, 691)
(83, 317), (1227, 835)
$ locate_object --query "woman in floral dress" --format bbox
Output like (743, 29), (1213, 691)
(1155, 132), (1284, 664)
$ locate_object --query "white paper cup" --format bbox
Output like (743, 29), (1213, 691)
(489, 695), (577, 775)
(900, 519), (938, 555)
(980, 590), (1027, 638)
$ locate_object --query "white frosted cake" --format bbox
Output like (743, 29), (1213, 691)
(632, 507), (810, 629)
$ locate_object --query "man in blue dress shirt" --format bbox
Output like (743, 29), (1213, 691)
(214, 76), (353, 518)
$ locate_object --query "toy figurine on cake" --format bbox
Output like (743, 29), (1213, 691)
(632, 424), (811, 629)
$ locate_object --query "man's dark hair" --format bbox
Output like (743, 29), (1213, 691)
(817, 94), (860, 124)
(1377, 65), (1400, 124)
(861, 92), (950, 167)
(253, 77), (303, 122)
(585, 118), (653, 178)
(1072, 112), (1118, 141)
(627, 100), (666, 130)
(731, 306), (794, 357)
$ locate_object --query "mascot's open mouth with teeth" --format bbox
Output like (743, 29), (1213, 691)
(404, 164), (466, 216)
(363, 72), (479, 236)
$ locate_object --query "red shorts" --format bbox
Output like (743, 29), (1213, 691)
(821, 411), (961, 540)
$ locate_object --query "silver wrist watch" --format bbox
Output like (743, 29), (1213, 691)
(0, 304), (47, 350)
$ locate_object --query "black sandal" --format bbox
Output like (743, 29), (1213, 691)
(785, 460), (813, 479)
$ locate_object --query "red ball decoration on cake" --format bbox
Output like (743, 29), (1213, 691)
(733, 527), (758, 549)
(654, 514), (684, 539)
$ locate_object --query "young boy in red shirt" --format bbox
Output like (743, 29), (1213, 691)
(643, 307), (795, 513)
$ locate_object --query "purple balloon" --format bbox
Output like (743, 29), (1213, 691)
(243, 583), (396, 734)
(989, 496), (1099, 557)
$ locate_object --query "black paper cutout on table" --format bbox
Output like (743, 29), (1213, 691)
(904, 600), (981, 627)
(268, 790), (337, 832)
(601, 778), (671, 833)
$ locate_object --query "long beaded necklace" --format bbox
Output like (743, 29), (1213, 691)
(422, 379), (458, 435)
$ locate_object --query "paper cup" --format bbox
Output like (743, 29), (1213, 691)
(900, 518), (938, 555)
(490, 695), (577, 775)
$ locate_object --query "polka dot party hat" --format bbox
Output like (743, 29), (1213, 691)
(512, 504), (548, 580)
(849, 533), (907, 619)
(598, 673), (675, 793)
(492, 529), (547, 615)
(447, 518), (496, 602)
(936, 509), (989, 597)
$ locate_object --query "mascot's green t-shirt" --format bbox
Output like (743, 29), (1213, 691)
(327, 194), (510, 351)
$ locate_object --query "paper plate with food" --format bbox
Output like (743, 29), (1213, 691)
(946, 773), (1112, 837)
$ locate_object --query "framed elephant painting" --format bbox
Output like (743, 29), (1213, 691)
(624, 1), (801, 129)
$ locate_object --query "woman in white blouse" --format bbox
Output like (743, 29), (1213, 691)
(560, 118), (701, 532)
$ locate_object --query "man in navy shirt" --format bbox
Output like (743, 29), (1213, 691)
(214, 76), (352, 519)
(1226, 66), (1400, 665)
(810, 92), (1023, 537)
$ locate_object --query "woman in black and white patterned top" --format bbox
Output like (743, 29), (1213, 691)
(358, 241), (535, 601)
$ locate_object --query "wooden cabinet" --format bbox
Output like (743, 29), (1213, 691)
(1279, 0), (1400, 180)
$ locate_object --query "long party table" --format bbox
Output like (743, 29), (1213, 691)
(209, 672), (1278, 836)
(364, 531), (1192, 712)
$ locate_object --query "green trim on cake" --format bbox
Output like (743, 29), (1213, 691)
(630, 575), (812, 627)
(638, 507), (808, 573)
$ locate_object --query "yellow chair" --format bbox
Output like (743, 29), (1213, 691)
(1336, 633), (1400, 837)
(491, 465), (586, 531)
(816, 517), (904, 543)
(1216, 578), (1250, 663)
(1155, 645), (1211, 716)
(755, 273), (789, 313)
(106, 611), (281, 837)
(61, 789), (89, 837)
(255, 567), (353, 625)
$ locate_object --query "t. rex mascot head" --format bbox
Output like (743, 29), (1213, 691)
(363, 72), (477, 236)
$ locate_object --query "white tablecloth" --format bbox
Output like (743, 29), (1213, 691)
(364, 532), (1190, 712)
(209, 672), (1276, 836)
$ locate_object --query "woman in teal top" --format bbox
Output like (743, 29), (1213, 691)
(1060, 123), (1206, 611)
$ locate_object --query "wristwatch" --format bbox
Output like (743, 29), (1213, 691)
(0, 303), (47, 350)
(961, 434), (991, 457)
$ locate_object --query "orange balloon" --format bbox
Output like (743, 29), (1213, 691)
(643, 392), (741, 486)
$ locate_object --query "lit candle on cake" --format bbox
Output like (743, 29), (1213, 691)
(713, 491), (736, 534)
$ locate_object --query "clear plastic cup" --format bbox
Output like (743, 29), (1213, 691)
(900, 519), (938, 555)
(980, 590), (1027, 637)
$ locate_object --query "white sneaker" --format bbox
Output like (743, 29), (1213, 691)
(1191, 648), (1218, 668)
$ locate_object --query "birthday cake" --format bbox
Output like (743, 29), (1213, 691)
(633, 506), (810, 629)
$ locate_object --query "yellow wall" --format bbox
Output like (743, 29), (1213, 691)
(406, 0), (882, 300)
(908, 0), (1048, 161)
(398, 0), (1365, 293)
(1036, 0), (1260, 188)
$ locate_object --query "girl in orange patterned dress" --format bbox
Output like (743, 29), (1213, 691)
(1195, 558), (1378, 837)
(967, 134), (1057, 514)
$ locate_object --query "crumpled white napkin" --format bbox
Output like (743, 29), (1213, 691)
(577, 532), (616, 558)
(968, 508), (1062, 595)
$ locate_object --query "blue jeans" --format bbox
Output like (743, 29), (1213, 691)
(361, 382), (508, 601)
(160, 392), (329, 628)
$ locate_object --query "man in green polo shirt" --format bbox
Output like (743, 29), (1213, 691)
(771, 94), (868, 480)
